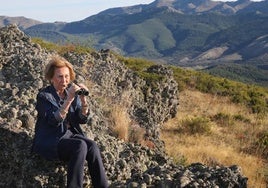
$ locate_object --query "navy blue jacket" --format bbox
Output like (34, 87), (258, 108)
(32, 85), (89, 160)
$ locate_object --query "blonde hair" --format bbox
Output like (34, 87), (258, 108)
(44, 55), (76, 82)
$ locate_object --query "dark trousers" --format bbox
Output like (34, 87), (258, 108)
(58, 131), (108, 188)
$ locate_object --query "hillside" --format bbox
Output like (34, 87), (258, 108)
(161, 89), (267, 187)
(1, 0), (268, 88)
(0, 16), (42, 29)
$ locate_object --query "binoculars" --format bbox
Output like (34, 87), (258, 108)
(69, 81), (89, 96)
(76, 88), (89, 96)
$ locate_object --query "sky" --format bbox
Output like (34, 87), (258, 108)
(1, 0), (264, 23)
(1, 0), (154, 22)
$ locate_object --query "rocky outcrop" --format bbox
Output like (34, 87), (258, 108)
(0, 24), (247, 187)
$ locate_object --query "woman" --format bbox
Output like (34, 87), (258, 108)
(32, 55), (108, 188)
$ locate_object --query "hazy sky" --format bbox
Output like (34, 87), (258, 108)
(1, 0), (154, 22)
(1, 0), (264, 23)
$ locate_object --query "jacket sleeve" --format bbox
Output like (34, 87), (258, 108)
(36, 93), (63, 128)
(74, 97), (91, 124)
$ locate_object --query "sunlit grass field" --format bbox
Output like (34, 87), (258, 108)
(161, 90), (267, 188)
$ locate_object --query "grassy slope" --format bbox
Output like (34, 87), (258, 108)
(161, 89), (267, 188)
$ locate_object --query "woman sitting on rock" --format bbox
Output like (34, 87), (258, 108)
(32, 55), (108, 188)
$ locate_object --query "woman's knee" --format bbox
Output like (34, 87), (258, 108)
(58, 139), (88, 161)
(85, 141), (102, 161)
(88, 140), (100, 153)
(74, 139), (88, 155)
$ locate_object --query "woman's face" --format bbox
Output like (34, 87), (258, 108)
(51, 66), (70, 92)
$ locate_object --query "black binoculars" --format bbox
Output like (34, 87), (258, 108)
(76, 88), (89, 96)
(69, 81), (89, 96)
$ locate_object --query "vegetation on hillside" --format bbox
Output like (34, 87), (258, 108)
(204, 63), (268, 88)
(161, 90), (267, 188)
(31, 38), (94, 54)
(119, 56), (268, 116)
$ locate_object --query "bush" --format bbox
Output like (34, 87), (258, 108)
(232, 114), (251, 123)
(180, 116), (212, 135)
(256, 131), (268, 159)
(212, 112), (233, 127)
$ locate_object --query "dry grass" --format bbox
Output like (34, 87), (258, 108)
(110, 105), (130, 141)
(110, 104), (146, 144)
(161, 89), (267, 188)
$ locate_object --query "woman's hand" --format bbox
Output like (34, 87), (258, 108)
(76, 83), (89, 105)
(66, 83), (81, 101)
(74, 82), (89, 115)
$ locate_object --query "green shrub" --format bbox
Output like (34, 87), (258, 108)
(180, 116), (212, 135)
(119, 57), (154, 72)
(212, 112), (233, 126)
(174, 155), (188, 166)
(32, 37), (93, 54)
(256, 131), (268, 159)
(32, 37), (60, 52)
(232, 114), (251, 123)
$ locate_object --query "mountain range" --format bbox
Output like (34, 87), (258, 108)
(1, 0), (268, 86)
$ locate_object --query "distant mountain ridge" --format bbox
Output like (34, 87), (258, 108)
(0, 16), (42, 30)
(1, 0), (268, 87)
(99, 0), (268, 15)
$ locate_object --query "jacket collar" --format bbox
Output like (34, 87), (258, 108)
(39, 85), (63, 108)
